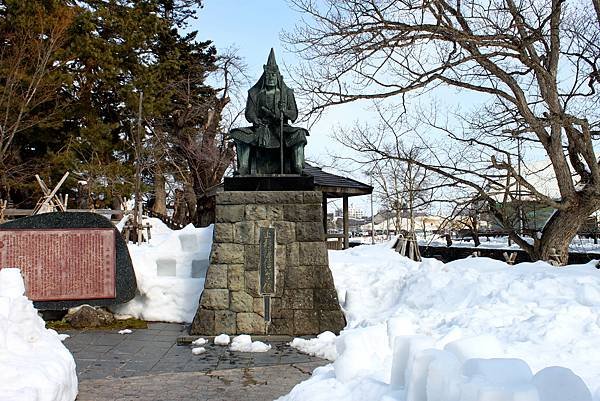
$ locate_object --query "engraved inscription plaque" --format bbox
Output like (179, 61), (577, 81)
(258, 227), (276, 295)
(0, 228), (116, 301)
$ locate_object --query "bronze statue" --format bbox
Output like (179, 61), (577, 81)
(230, 49), (308, 175)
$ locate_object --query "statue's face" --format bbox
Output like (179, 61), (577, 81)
(265, 71), (277, 88)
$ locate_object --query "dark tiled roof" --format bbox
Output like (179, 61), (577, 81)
(304, 164), (372, 198)
(203, 164), (373, 198)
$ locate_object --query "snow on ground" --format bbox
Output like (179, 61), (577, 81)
(422, 234), (600, 253)
(282, 243), (600, 401)
(214, 334), (231, 345)
(290, 331), (338, 361)
(353, 233), (600, 253)
(229, 335), (271, 352)
(111, 217), (212, 323)
(108, 216), (600, 399)
(0, 268), (78, 401)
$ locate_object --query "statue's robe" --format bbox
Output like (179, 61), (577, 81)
(229, 81), (308, 149)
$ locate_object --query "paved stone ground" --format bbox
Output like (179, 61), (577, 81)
(63, 322), (328, 400)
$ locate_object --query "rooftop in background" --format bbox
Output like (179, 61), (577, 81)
(201, 165), (373, 199)
(303, 164), (373, 198)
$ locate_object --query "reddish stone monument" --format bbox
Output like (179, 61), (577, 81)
(0, 212), (136, 309)
(0, 229), (116, 301)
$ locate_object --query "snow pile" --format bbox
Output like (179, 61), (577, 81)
(112, 218), (212, 322)
(192, 337), (207, 346)
(229, 335), (271, 352)
(214, 333), (231, 345)
(0, 268), (78, 401)
(282, 244), (600, 401)
(192, 347), (206, 355)
(290, 331), (337, 361)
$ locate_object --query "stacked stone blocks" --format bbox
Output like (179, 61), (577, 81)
(190, 190), (345, 336)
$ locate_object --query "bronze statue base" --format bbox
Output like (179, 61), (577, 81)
(224, 175), (314, 191)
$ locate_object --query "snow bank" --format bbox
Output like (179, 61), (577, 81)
(290, 331), (337, 361)
(283, 244), (600, 401)
(0, 268), (78, 401)
(112, 218), (212, 322)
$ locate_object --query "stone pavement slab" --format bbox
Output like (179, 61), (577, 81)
(75, 362), (325, 401)
(62, 322), (328, 400)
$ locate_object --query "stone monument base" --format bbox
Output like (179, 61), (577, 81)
(224, 175), (314, 191)
(190, 190), (345, 336)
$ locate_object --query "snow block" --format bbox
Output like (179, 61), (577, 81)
(156, 259), (177, 277)
(0, 269), (78, 401)
(462, 358), (533, 387)
(426, 350), (462, 401)
(532, 366), (592, 401)
(179, 233), (199, 252)
(468, 385), (540, 401)
(406, 349), (442, 401)
(191, 259), (209, 279)
(334, 326), (389, 383)
(387, 317), (417, 347)
(0, 268), (25, 297)
(390, 335), (435, 389)
(461, 358), (538, 401)
(444, 335), (504, 363)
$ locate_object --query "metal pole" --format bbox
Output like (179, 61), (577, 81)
(371, 191), (375, 245)
(343, 196), (349, 249)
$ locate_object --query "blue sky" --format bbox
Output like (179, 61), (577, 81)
(191, 1), (369, 169)
(193, 1), (298, 79)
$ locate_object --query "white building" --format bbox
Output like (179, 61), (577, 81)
(336, 204), (365, 219)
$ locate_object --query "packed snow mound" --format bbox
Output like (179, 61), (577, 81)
(290, 331), (337, 361)
(214, 333), (230, 345)
(112, 218), (212, 323)
(279, 244), (600, 401)
(229, 335), (271, 352)
(0, 268), (78, 401)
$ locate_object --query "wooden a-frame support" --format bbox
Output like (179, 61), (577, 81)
(32, 172), (70, 215)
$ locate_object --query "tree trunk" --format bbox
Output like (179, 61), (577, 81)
(532, 199), (600, 264)
(184, 182), (197, 225)
(173, 189), (187, 225)
(196, 195), (215, 227)
(111, 195), (123, 221)
(77, 181), (89, 209)
(152, 172), (167, 215)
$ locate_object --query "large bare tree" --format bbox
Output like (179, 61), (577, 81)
(285, 0), (600, 263)
(0, 3), (73, 190)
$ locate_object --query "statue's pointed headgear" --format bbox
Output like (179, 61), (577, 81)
(264, 48), (279, 73)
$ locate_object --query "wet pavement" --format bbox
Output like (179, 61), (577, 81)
(63, 322), (328, 400)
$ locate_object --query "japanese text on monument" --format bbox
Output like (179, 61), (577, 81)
(0, 228), (116, 301)
(259, 227), (275, 295)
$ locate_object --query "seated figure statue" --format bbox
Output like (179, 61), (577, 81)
(229, 49), (308, 175)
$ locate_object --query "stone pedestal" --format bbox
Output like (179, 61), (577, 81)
(190, 191), (345, 336)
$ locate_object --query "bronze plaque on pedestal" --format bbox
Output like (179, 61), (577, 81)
(0, 228), (116, 301)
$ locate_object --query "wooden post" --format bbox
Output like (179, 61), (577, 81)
(0, 199), (6, 223)
(343, 196), (349, 249)
(322, 193), (328, 236)
(134, 91), (143, 245)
